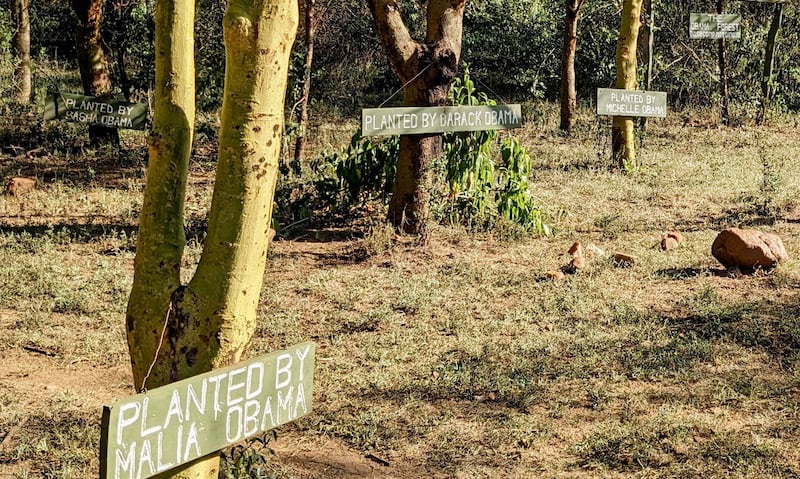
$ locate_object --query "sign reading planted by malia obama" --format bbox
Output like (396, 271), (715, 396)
(689, 13), (742, 40)
(44, 92), (148, 130)
(100, 342), (315, 479)
(362, 104), (521, 137)
(597, 88), (667, 118)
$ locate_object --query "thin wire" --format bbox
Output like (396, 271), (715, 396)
(473, 76), (508, 106)
(139, 302), (173, 393)
(379, 63), (435, 108)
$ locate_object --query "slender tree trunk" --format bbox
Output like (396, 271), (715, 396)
(11, 0), (31, 104)
(639, 0), (654, 132)
(293, 0), (317, 173)
(759, 2), (783, 125)
(125, 0), (298, 477)
(370, 0), (465, 236)
(559, 0), (581, 133)
(72, 0), (120, 145)
(717, 0), (729, 126)
(612, 0), (642, 169)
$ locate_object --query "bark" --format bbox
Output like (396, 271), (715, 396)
(125, 0), (298, 477)
(11, 0), (31, 104)
(611, 0), (642, 170)
(717, 0), (729, 126)
(72, 0), (120, 145)
(559, 0), (581, 133)
(369, 0), (465, 236)
(293, 0), (317, 172)
(639, 0), (654, 132)
(759, 2), (783, 125)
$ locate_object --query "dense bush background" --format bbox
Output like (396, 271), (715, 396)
(1, 0), (799, 115)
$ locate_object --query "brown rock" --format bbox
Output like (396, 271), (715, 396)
(612, 253), (636, 268)
(667, 231), (683, 243)
(661, 236), (679, 251)
(712, 228), (788, 269)
(6, 177), (36, 197)
(567, 241), (583, 257)
(570, 255), (587, 270)
(545, 270), (565, 281)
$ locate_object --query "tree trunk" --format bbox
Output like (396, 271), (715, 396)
(717, 0), (729, 126)
(11, 0), (31, 104)
(612, 0), (642, 170)
(72, 0), (120, 145)
(369, 0), (465, 236)
(125, 0), (298, 477)
(759, 2), (783, 125)
(559, 0), (581, 133)
(639, 0), (654, 132)
(293, 0), (317, 173)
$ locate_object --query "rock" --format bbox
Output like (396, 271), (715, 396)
(570, 255), (587, 270)
(661, 236), (679, 251)
(711, 228), (788, 269)
(567, 241), (583, 257)
(612, 253), (636, 268)
(545, 270), (565, 281)
(586, 243), (606, 257)
(666, 231), (683, 243)
(6, 177), (36, 197)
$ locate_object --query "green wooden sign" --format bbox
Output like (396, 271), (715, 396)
(44, 92), (148, 130)
(362, 105), (522, 137)
(690, 13), (742, 39)
(100, 342), (315, 479)
(596, 88), (667, 118)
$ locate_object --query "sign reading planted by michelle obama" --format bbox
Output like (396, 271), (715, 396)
(597, 88), (668, 118)
(100, 342), (315, 479)
(362, 105), (522, 136)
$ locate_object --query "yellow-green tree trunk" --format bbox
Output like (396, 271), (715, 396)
(612, 0), (642, 170)
(125, 0), (298, 477)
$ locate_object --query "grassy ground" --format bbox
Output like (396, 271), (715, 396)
(2, 103), (800, 478)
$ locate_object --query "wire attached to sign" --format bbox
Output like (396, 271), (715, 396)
(378, 63), (435, 108)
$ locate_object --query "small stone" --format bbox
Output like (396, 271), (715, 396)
(712, 228), (788, 269)
(661, 236), (679, 251)
(545, 270), (565, 281)
(570, 255), (587, 269)
(667, 231), (683, 243)
(612, 253), (636, 268)
(586, 243), (606, 257)
(567, 241), (583, 257)
(6, 177), (36, 197)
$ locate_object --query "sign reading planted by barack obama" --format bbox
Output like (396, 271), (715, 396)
(362, 105), (522, 136)
(689, 13), (742, 40)
(44, 92), (148, 130)
(100, 342), (315, 479)
(597, 88), (667, 118)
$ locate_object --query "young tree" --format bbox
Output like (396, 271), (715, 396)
(759, 2), (783, 125)
(11, 0), (31, 104)
(717, 0), (730, 126)
(125, 0), (298, 477)
(72, 0), (120, 145)
(611, 0), (642, 169)
(293, 0), (318, 170)
(559, 0), (583, 133)
(369, 0), (466, 236)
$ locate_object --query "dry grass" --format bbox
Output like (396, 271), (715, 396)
(2, 106), (800, 478)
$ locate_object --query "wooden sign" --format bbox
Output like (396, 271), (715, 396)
(362, 105), (522, 137)
(690, 13), (742, 39)
(597, 88), (667, 118)
(100, 342), (315, 479)
(44, 92), (148, 130)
